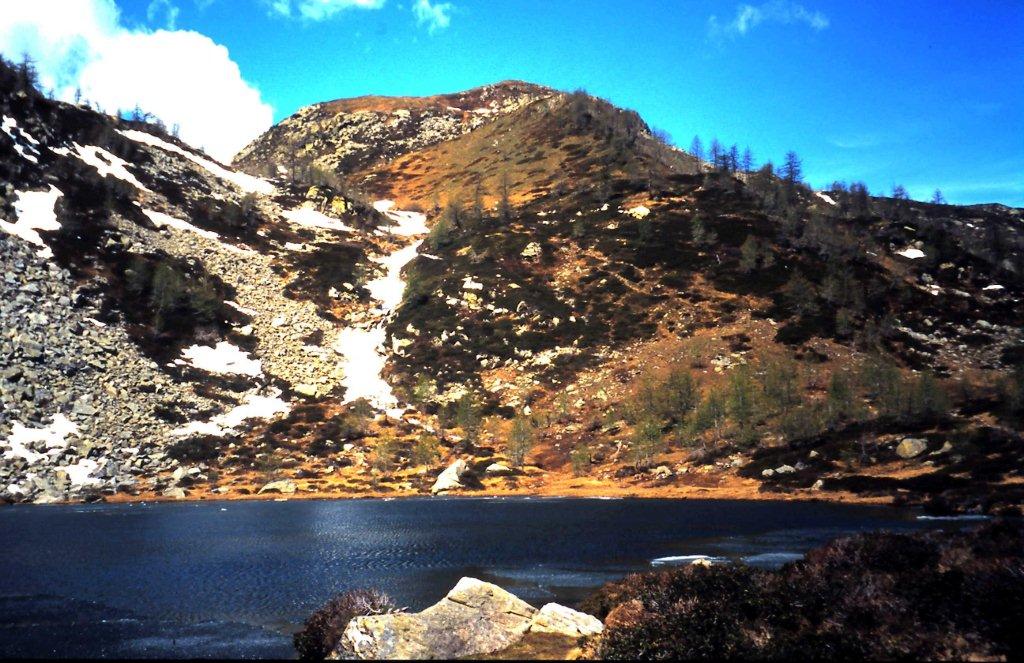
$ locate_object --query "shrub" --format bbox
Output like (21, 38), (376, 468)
(369, 433), (400, 476)
(165, 435), (222, 463)
(588, 522), (1024, 660)
(825, 371), (861, 424)
(454, 392), (483, 443)
(629, 417), (664, 469)
(778, 402), (826, 441)
(688, 389), (726, 437)
(570, 444), (591, 476)
(293, 588), (397, 660)
(999, 365), (1024, 427)
(726, 365), (758, 432)
(762, 357), (801, 414)
(411, 433), (439, 467)
(507, 415), (535, 467)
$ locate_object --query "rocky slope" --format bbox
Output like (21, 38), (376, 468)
(3, 60), (1023, 513)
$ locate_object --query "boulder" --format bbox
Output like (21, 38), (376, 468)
(652, 465), (673, 479)
(340, 577), (537, 660)
(897, 438), (928, 459)
(485, 462), (513, 476)
(431, 459), (468, 495)
(530, 603), (604, 637)
(258, 479), (297, 495)
(162, 486), (187, 499)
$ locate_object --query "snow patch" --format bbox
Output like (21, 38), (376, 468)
(1, 186), (63, 258)
(334, 326), (397, 412)
(2, 414), (79, 464)
(178, 341), (262, 377)
(334, 204), (429, 415)
(143, 208), (219, 241)
(61, 458), (102, 487)
(120, 129), (274, 195)
(366, 240), (424, 312)
(983, 284), (1004, 292)
(374, 200), (429, 235)
(896, 247), (925, 260)
(2, 115), (40, 162)
(816, 191), (837, 206)
(281, 206), (355, 232)
(142, 208), (249, 253)
(54, 143), (150, 191)
(172, 391), (290, 437)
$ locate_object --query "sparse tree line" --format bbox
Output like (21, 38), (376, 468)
(611, 348), (956, 471)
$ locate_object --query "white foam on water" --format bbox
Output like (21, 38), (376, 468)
(650, 554), (728, 567)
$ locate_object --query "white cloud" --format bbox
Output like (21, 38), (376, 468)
(412, 0), (453, 33)
(0, 0), (273, 162)
(708, 1), (828, 39)
(147, 0), (180, 29)
(268, 0), (385, 21)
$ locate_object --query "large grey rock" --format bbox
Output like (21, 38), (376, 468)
(897, 438), (928, 459)
(340, 577), (537, 660)
(431, 459), (468, 495)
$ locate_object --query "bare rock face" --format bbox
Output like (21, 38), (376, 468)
(430, 458), (468, 494)
(339, 577), (537, 659)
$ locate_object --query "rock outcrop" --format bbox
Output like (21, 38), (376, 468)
(337, 577), (602, 660)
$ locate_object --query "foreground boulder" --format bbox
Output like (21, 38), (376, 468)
(337, 577), (603, 659)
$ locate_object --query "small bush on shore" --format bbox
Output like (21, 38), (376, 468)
(293, 588), (397, 660)
(583, 521), (1024, 660)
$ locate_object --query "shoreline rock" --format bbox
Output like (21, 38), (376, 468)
(337, 577), (602, 660)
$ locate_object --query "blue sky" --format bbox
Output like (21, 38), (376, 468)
(7, 1), (1023, 205)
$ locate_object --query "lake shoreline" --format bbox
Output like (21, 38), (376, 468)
(90, 481), (893, 508)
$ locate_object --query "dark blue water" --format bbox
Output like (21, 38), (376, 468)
(0, 497), (955, 658)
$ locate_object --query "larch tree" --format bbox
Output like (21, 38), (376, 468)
(690, 135), (704, 162)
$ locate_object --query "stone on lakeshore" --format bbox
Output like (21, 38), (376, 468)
(431, 459), (468, 495)
(258, 479), (297, 495)
(530, 602), (604, 637)
(339, 577), (537, 660)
